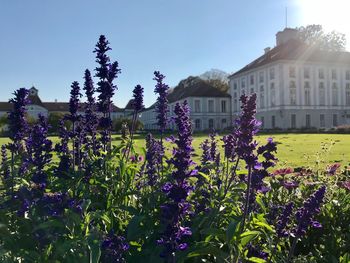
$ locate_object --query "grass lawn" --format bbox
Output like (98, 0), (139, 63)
(1, 133), (349, 168)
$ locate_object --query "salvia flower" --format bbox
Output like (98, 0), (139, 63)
(234, 94), (260, 167)
(8, 88), (30, 153)
(222, 134), (236, 160)
(200, 139), (211, 165)
(276, 202), (294, 237)
(67, 81), (82, 123)
(153, 71), (169, 133)
(158, 101), (194, 258)
(83, 69), (99, 153)
(94, 35), (121, 149)
(132, 84), (144, 113)
(101, 232), (129, 262)
(1, 145), (10, 180)
(145, 133), (161, 186)
(209, 132), (217, 161)
(257, 137), (278, 169)
(293, 186), (326, 237)
(25, 115), (52, 189)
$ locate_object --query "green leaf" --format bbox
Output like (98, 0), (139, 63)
(200, 228), (225, 240)
(240, 230), (261, 247)
(248, 256), (266, 263)
(226, 219), (240, 243)
(88, 239), (101, 263)
(127, 215), (145, 240)
(187, 246), (227, 260)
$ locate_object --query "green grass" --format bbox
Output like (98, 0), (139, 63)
(1, 133), (349, 168)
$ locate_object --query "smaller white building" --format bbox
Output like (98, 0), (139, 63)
(140, 76), (231, 131)
(0, 87), (125, 120)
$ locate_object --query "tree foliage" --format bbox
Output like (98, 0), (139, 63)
(297, 24), (346, 51)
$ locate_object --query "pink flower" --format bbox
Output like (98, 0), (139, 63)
(342, 181), (350, 191)
(273, 167), (294, 176)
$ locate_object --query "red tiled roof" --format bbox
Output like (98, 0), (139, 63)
(230, 39), (350, 77)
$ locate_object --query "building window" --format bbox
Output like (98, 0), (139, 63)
(320, 114), (325, 128)
(332, 69), (337, 80)
(250, 87), (254, 94)
(290, 81), (296, 105)
(272, 115), (276, 128)
(291, 114), (296, 129)
(260, 93), (265, 108)
(319, 68), (324, 79)
(221, 118), (227, 128)
(306, 114), (311, 128)
(270, 67), (275, 80)
(346, 70), (350, 80)
(234, 99), (238, 112)
(208, 100), (214, 113)
(209, 119), (214, 129)
(234, 82), (237, 90)
(270, 83), (276, 107)
(261, 116), (264, 129)
(346, 84), (350, 106)
(333, 114), (338, 126)
(250, 75), (254, 85)
(195, 119), (201, 129)
(194, 100), (200, 113)
(259, 72), (264, 83)
(289, 66), (296, 78)
(241, 78), (246, 88)
(221, 100), (227, 113)
(304, 67), (310, 79)
(304, 82), (311, 105)
(319, 82), (325, 105)
(332, 83), (338, 106)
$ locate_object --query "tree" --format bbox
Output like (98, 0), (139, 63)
(297, 24), (346, 51)
(113, 118), (143, 133)
(48, 112), (71, 133)
(204, 78), (229, 93)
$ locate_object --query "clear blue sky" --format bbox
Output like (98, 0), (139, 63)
(0, 0), (302, 107)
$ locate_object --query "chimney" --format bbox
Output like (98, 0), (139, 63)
(264, 47), (271, 54)
(276, 28), (298, 46)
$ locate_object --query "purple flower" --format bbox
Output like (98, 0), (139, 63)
(101, 232), (129, 262)
(257, 137), (278, 169)
(222, 134), (236, 160)
(25, 114), (52, 189)
(67, 81), (82, 122)
(1, 145), (10, 180)
(282, 181), (299, 190)
(153, 71), (169, 133)
(326, 163), (341, 176)
(276, 202), (294, 237)
(145, 133), (162, 186)
(200, 139), (211, 165)
(132, 84), (144, 112)
(83, 69), (99, 153)
(94, 35), (121, 149)
(158, 101), (194, 258)
(8, 88), (30, 153)
(209, 132), (217, 161)
(234, 94), (260, 167)
(293, 186), (326, 237)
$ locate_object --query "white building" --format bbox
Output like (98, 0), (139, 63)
(229, 28), (350, 129)
(140, 76), (231, 131)
(0, 87), (125, 120)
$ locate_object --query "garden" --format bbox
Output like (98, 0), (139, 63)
(1, 35), (350, 263)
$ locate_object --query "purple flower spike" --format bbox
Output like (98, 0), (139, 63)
(8, 88), (30, 153)
(294, 186), (326, 237)
(132, 84), (144, 113)
(158, 101), (194, 259)
(153, 71), (169, 133)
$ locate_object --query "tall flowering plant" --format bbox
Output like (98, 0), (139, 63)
(158, 101), (194, 260)
(94, 35), (121, 151)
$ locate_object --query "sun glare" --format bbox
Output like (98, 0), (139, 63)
(296, 0), (350, 49)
